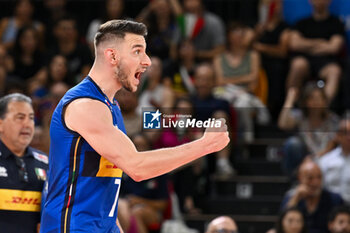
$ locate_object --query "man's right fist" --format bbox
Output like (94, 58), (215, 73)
(202, 118), (230, 154)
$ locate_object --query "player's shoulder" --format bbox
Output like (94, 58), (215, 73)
(68, 97), (108, 112)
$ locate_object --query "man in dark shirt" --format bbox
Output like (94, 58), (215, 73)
(0, 93), (48, 233)
(191, 63), (234, 177)
(281, 160), (343, 233)
(287, 0), (345, 102)
(50, 15), (93, 82)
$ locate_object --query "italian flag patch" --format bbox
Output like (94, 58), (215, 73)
(35, 168), (47, 181)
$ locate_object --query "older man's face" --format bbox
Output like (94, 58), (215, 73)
(0, 101), (35, 154)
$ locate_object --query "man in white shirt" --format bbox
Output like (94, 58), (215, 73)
(318, 118), (350, 203)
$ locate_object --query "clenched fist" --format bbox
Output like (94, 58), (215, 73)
(202, 118), (230, 154)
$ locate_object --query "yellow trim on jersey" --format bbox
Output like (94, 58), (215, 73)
(96, 157), (123, 177)
(0, 189), (41, 212)
(64, 136), (81, 233)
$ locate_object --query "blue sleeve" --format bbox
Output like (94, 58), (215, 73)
(332, 193), (344, 205)
(280, 194), (291, 212)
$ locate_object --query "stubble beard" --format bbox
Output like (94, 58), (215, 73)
(115, 61), (134, 92)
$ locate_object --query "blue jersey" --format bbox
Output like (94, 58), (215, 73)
(41, 77), (126, 233)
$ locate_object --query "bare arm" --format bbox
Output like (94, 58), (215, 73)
(278, 87), (298, 130)
(253, 30), (290, 58)
(128, 195), (167, 211)
(65, 99), (229, 181)
(116, 218), (124, 233)
(309, 34), (344, 55)
(285, 184), (310, 208)
(213, 54), (225, 86)
(289, 30), (326, 53)
(214, 51), (260, 92)
(195, 45), (225, 61)
(169, 0), (183, 16)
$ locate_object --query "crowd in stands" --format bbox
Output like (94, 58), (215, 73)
(1, 0), (350, 232)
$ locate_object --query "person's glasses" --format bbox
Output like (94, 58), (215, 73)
(15, 157), (29, 183)
(212, 229), (239, 233)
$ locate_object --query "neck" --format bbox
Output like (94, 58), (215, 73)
(59, 40), (75, 53)
(267, 16), (280, 27)
(1, 139), (25, 157)
(308, 110), (324, 120)
(305, 194), (320, 211)
(17, 15), (30, 24)
(342, 147), (350, 156)
(313, 10), (329, 20)
(122, 111), (136, 117)
(182, 58), (194, 69)
(229, 47), (245, 56)
(88, 61), (121, 101)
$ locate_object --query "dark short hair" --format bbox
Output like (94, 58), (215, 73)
(94, 19), (147, 47)
(0, 93), (32, 119)
(328, 205), (350, 223)
(276, 207), (308, 233)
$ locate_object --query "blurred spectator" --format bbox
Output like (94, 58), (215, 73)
(30, 125), (49, 155)
(0, 66), (6, 96)
(154, 97), (203, 214)
(3, 76), (26, 95)
(0, 0), (44, 50)
(45, 54), (73, 87)
(267, 207), (308, 233)
(328, 205), (350, 233)
(119, 133), (169, 233)
(137, 56), (175, 114)
(281, 160), (344, 233)
(0, 44), (14, 73)
(34, 81), (69, 127)
(115, 88), (141, 137)
(136, 0), (180, 61)
(0, 45), (15, 96)
(163, 39), (196, 97)
(286, 0), (345, 103)
(191, 63), (235, 177)
(10, 26), (46, 83)
(38, 0), (68, 47)
(176, 0), (226, 61)
(0, 93), (48, 233)
(278, 82), (339, 177)
(205, 215), (238, 233)
(318, 118), (350, 204)
(214, 22), (259, 92)
(213, 22), (270, 142)
(86, 0), (126, 51)
(254, 0), (290, 120)
(49, 15), (93, 82)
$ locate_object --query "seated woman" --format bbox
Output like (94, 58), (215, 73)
(214, 21), (270, 143)
(266, 207), (308, 233)
(278, 82), (339, 177)
(0, 0), (44, 50)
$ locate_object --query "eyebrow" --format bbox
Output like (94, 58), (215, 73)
(132, 44), (145, 49)
(15, 112), (34, 117)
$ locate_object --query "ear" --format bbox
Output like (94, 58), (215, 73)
(104, 48), (118, 65)
(0, 118), (3, 134)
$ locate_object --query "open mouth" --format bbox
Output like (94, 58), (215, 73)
(134, 72), (142, 81)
